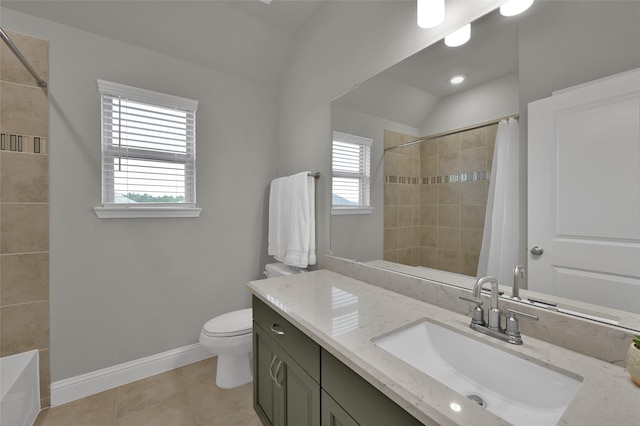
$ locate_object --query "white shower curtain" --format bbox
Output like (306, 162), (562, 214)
(477, 118), (520, 285)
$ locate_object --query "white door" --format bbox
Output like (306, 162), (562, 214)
(528, 68), (640, 313)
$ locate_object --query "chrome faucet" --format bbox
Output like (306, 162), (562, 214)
(460, 276), (538, 345)
(512, 265), (525, 300)
(473, 276), (501, 331)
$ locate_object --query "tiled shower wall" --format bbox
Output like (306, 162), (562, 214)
(0, 29), (50, 408)
(384, 124), (498, 276)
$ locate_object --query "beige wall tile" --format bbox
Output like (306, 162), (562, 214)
(460, 127), (486, 150)
(487, 124), (498, 145)
(398, 227), (414, 249)
(411, 157), (420, 177)
(412, 206), (421, 226)
(383, 250), (399, 263)
(1, 252), (49, 306)
(398, 185), (413, 205)
(384, 205), (398, 228)
(384, 183), (397, 206)
(437, 227), (460, 251)
(397, 248), (413, 266)
(0, 81), (48, 137)
(420, 206), (437, 227)
(0, 30), (49, 87)
(1, 203), (49, 254)
(438, 183), (461, 205)
(384, 227), (398, 251)
(437, 249), (460, 273)
(420, 154), (437, 177)
(461, 205), (486, 229)
(384, 129), (404, 149)
(487, 144), (496, 171)
(438, 205), (460, 228)
(420, 226), (437, 248)
(438, 134), (460, 153)
(461, 228), (484, 254)
(460, 181), (488, 206)
(0, 300), (49, 356)
(420, 247), (438, 268)
(461, 252), (480, 276)
(420, 139), (438, 156)
(1, 152), (48, 202)
(438, 151), (460, 175)
(420, 185), (437, 205)
(398, 205), (413, 227)
(398, 154), (413, 177)
(39, 348), (51, 401)
(461, 147), (487, 172)
(384, 152), (398, 175)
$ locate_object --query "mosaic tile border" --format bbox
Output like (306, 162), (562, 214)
(385, 171), (488, 185)
(0, 133), (48, 154)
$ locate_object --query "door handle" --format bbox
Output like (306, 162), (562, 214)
(274, 360), (283, 388)
(269, 354), (278, 383)
(530, 246), (544, 256)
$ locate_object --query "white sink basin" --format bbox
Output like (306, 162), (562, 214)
(374, 320), (582, 426)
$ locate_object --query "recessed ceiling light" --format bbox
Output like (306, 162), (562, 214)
(445, 24), (471, 47)
(450, 75), (465, 85)
(500, 0), (534, 17)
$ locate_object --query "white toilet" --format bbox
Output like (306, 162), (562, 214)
(199, 263), (306, 388)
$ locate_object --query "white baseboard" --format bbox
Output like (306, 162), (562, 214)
(50, 343), (214, 407)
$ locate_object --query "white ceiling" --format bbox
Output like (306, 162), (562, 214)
(2, 0), (325, 87)
(333, 7), (521, 128)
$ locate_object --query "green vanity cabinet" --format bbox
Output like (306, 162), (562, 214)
(253, 296), (426, 426)
(321, 390), (359, 426)
(253, 297), (321, 426)
(321, 350), (425, 426)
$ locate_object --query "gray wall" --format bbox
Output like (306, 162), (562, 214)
(2, 8), (277, 381)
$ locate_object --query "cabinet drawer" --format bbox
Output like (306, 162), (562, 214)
(322, 349), (426, 426)
(253, 296), (320, 382)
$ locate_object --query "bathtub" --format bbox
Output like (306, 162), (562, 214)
(0, 350), (40, 426)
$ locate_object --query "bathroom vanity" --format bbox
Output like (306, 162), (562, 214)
(248, 266), (640, 425)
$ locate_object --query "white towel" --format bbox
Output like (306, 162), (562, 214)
(267, 171), (316, 268)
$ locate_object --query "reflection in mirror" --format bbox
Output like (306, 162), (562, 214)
(330, 1), (640, 330)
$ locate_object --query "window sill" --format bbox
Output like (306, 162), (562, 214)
(331, 206), (373, 215)
(94, 206), (202, 219)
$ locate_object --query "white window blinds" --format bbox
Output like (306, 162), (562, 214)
(98, 80), (198, 208)
(332, 131), (372, 210)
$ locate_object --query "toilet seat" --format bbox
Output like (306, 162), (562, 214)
(202, 308), (252, 338)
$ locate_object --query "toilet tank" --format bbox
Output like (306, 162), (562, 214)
(264, 263), (307, 278)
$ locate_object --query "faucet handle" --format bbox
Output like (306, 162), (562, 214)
(505, 309), (538, 343)
(459, 296), (485, 326)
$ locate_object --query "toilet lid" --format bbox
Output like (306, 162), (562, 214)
(202, 308), (252, 337)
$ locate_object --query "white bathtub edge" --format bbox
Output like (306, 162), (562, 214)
(50, 343), (214, 407)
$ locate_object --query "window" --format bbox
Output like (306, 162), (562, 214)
(331, 131), (373, 215)
(94, 80), (200, 218)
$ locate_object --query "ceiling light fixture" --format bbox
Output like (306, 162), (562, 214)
(258, 0), (273, 4)
(450, 75), (465, 85)
(444, 23), (471, 47)
(417, 0), (445, 29)
(500, 0), (534, 17)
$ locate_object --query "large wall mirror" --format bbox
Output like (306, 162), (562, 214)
(330, 1), (640, 331)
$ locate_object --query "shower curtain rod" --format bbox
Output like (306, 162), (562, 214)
(0, 27), (48, 89)
(384, 113), (519, 152)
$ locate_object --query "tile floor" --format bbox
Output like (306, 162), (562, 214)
(34, 357), (262, 426)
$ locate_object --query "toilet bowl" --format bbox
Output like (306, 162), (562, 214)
(199, 308), (253, 389)
(199, 263), (306, 389)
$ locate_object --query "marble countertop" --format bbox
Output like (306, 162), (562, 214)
(247, 270), (640, 426)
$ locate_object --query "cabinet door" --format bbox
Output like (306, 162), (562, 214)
(254, 323), (280, 426)
(278, 349), (320, 426)
(321, 390), (359, 426)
